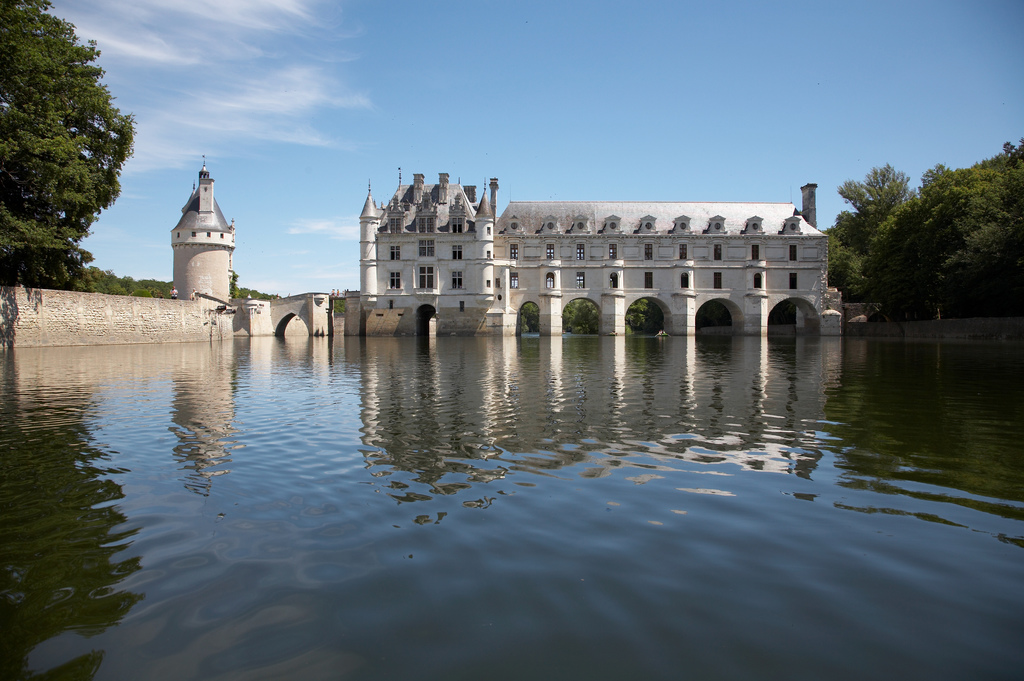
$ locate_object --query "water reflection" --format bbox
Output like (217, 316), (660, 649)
(345, 336), (841, 508)
(0, 348), (143, 680)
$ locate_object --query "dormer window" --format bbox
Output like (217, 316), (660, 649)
(672, 216), (691, 233)
(704, 216), (726, 234)
(603, 215), (621, 233)
(637, 216), (657, 234)
(451, 217), (464, 233)
(742, 217), (763, 234)
(418, 216), (435, 233)
(510, 221), (519, 231)
(388, 217), (402, 233)
(780, 217), (803, 234)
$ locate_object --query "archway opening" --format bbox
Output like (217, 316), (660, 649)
(275, 312), (309, 337)
(695, 300), (735, 335)
(562, 298), (600, 335)
(625, 297), (666, 335)
(768, 298), (820, 335)
(517, 301), (540, 335)
(415, 305), (436, 336)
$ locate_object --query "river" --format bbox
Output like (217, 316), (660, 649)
(1, 336), (1022, 680)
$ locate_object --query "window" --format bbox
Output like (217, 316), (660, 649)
(389, 217), (402, 233)
(452, 271), (463, 289)
(546, 272), (555, 289)
(418, 216), (435, 233)
(220, 233), (224, 239)
(679, 244), (687, 259)
(389, 272), (401, 289)
(510, 272), (519, 289)
(577, 243), (585, 260)
(419, 239), (435, 257)
(191, 231), (196, 237)
(576, 271), (586, 288)
(546, 244), (555, 260)
(609, 243), (618, 259)
(418, 266), (435, 289)
(789, 245), (798, 261)
(207, 232), (211, 237)
(789, 272), (798, 289)
(390, 245), (401, 260)
(751, 244), (760, 260)
(510, 244), (519, 260)
(451, 217), (464, 233)
(487, 226), (491, 235)
(459, 301), (465, 312)
(754, 273), (762, 289)
(714, 272), (722, 289)
(713, 244), (722, 260)
(644, 271), (654, 288)
(610, 272), (618, 288)
(644, 244), (653, 260)
(177, 232), (180, 238)
(486, 250), (491, 258)
(388, 300), (394, 309)
(452, 245), (462, 260)
(680, 272), (689, 288)
(486, 279), (491, 288)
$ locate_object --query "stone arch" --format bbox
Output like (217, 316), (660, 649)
(695, 297), (743, 335)
(562, 296), (602, 335)
(275, 312), (309, 337)
(624, 295), (668, 334)
(415, 304), (436, 336)
(768, 296), (820, 335)
(516, 300), (541, 335)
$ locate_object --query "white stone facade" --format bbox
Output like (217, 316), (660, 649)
(351, 174), (834, 336)
(171, 165), (235, 302)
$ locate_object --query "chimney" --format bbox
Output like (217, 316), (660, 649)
(465, 185), (477, 203)
(800, 183), (818, 228)
(413, 173), (424, 204)
(489, 178), (499, 212)
(438, 173), (449, 203)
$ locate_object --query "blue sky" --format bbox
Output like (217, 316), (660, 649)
(49, 0), (1024, 295)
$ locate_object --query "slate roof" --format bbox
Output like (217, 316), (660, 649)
(381, 181), (481, 233)
(173, 188), (231, 232)
(496, 201), (821, 235)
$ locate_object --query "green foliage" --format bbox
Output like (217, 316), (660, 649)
(826, 164), (915, 302)
(519, 301), (540, 332)
(625, 298), (665, 334)
(230, 270), (240, 299)
(236, 287), (278, 301)
(866, 142), (1024, 319)
(0, 0), (134, 288)
(768, 300), (797, 325)
(131, 288), (152, 298)
(562, 298), (599, 334)
(333, 298), (345, 313)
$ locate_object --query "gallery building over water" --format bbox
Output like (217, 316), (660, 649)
(346, 173), (840, 336)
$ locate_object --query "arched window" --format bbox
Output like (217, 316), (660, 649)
(610, 272), (618, 289)
(545, 272), (555, 289)
(754, 273), (762, 289)
(680, 272), (689, 288)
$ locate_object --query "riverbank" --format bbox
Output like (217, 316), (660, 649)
(845, 316), (1024, 340)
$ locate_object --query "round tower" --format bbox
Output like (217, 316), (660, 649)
(475, 190), (495, 294)
(359, 183), (381, 298)
(171, 164), (235, 301)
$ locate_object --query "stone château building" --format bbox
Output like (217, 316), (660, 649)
(348, 173), (838, 336)
(171, 164), (235, 301)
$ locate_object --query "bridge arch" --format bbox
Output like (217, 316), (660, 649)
(415, 304), (436, 336)
(768, 296), (820, 335)
(625, 295), (668, 334)
(516, 300), (541, 335)
(695, 297), (744, 335)
(561, 296), (602, 334)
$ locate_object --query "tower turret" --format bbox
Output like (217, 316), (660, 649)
(359, 183), (380, 297)
(171, 163), (235, 301)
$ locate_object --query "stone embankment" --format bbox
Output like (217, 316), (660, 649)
(845, 317), (1024, 340)
(1, 286), (236, 349)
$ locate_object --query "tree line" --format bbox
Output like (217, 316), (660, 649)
(828, 141), (1024, 320)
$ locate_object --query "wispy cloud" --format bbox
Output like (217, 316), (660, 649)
(287, 217), (360, 240)
(49, 0), (369, 172)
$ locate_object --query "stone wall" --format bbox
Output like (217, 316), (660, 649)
(844, 317), (1024, 340)
(1, 286), (236, 349)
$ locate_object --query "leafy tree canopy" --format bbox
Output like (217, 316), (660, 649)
(0, 0), (134, 288)
(562, 298), (599, 334)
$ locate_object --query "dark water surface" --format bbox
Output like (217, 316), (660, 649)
(1, 336), (1022, 680)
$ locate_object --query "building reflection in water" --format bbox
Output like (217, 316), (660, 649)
(169, 341), (239, 495)
(344, 336), (842, 507)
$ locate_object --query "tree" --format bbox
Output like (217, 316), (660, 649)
(562, 299), (599, 334)
(624, 298), (664, 334)
(0, 0), (134, 288)
(866, 141), (1024, 319)
(827, 164), (914, 301)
